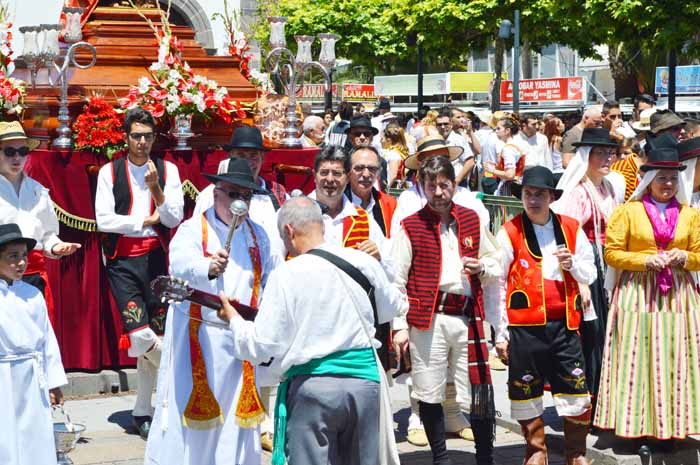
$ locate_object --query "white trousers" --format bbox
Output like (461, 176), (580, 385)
(133, 342), (161, 417)
(410, 314), (472, 416)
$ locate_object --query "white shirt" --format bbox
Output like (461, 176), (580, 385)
(495, 216), (597, 342)
(193, 175), (287, 259)
(391, 184), (490, 235)
(0, 279), (68, 465)
(95, 158), (184, 236)
(481, 131), (504, 165)
(351, 190), (376, 212)
(0, 174), (61, 256)
(228, 242), (404, 375)
(446, 131), (474, 176)
(516, 132), (551, 169)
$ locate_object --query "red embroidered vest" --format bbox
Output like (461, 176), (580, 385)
(401, 203), (483, 330)
(502, 213), (583, 330)
(342, 206), (371, 248)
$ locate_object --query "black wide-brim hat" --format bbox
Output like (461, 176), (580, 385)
(223, 126), (267, 152)
(203, 157), (270, 194)
(511, 166), (563, 200)
(639, 147), (686, 172)
(678, 137), (700, 162)
(0, 223), (36, 250)
(344, 116), (379, 135)
(572, 127), (620, 148)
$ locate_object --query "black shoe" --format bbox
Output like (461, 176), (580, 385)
(133, 415), (152, 439)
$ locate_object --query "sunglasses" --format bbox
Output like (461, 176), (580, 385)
(2, 146), (30, 157)
(350, 130), (373, 138)
(129, 132), (155, 142)
(215, 187), (253, 201)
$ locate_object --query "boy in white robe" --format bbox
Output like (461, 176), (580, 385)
(0, 223), (67, 465)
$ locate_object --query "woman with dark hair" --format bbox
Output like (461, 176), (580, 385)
(595, 146), (700, 454)
(544, 116), (566, 177)
(483, 115), (526, 196)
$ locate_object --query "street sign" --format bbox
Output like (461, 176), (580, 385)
(374, 73), (449, 96)
(342, 83), (375, 102)
(500, 77), (585, 103)
(655, 65), (700, 95)
(296, 83), (339, 100)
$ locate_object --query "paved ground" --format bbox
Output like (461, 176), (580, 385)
(58, 368), (699, 465)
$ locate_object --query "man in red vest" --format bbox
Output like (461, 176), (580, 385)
(345, 146), (397, 237)
(392, 155), (501, 465)
(95, 107), (184, 439)
(495, 166), (596, 465)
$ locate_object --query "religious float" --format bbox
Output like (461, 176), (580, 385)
(7, 0), (327, 370)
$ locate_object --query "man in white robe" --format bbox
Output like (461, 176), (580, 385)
(0, 223), (67, 465)
(145, 159), (279, 465)
(216, 196), (404, 465)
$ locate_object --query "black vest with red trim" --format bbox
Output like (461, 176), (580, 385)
(502, 212), (583, 330)
(402, 203), (483, 330)
(102, 157), (170, 259)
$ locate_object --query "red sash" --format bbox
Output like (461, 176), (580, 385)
(114, 236), (161, 258)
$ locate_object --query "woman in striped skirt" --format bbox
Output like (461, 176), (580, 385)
(594, 145), (700, 454)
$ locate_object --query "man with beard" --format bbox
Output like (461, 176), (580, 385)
(392, 155), (501, 465)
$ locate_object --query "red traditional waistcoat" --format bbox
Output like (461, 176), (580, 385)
(402, 203), (483, 330)
(502, 212), (583, 330)
(342, 206), (371, 248)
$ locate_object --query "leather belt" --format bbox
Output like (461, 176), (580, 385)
(435, 291), (473, 316)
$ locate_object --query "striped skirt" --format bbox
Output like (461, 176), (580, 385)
(594, 268), (700, 439)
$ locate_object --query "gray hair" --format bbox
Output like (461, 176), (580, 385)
(277, 196), (324, 238)
(303, 115), (324, 135)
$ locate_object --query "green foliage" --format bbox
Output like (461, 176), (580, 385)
(247, 0), (700, 78)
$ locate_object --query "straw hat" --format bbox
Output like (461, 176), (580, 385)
(0, 121), (40, 150)
(631, 108), (656, 132)
(403, 135), (463, 170)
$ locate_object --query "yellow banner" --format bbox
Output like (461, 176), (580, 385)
(449, 72), (507, 93)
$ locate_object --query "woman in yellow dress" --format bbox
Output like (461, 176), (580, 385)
(594, 145), (700, 454)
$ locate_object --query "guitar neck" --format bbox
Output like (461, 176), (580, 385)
(188, 288), (258, 322)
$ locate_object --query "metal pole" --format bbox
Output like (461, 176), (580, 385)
(513, 9), (520, 113)
(417, 42), (424, 111)
(325, 68), (333, 112)
(668, 49), (677, 112)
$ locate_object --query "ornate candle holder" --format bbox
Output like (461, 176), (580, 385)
(264, 17), (338, 148)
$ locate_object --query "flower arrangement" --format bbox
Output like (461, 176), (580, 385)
(0, 1), (25, 116)
(213, 0), (271, 95)
(119, 0), (245, 123)
(72, 97), (126, 159)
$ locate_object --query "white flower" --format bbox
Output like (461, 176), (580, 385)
(166, 99), (180, 114)
(149, 62), (166, 72)
(191, 93), (206, 113)
(168, 69), (182, 81)
(10, 104), (21, 114)
(207, 79), (217, 89)
(215, 87), (227, 101)
(138, 77), (151, 94)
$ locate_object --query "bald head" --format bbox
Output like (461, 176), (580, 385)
(277, 196), (325, 256)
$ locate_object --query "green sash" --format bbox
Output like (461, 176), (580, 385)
(271, 347), (379, 465)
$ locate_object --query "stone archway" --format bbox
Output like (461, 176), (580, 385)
(161, 0), (215, 52)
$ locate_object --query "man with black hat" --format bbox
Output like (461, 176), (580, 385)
(96, 107), (184, 438)
(346, 115), (379, 151)
(145, 158), (279, 465)
(496, 166), (596, 465)
(0, 223), (68, 465)
(194, 125), (288, 258)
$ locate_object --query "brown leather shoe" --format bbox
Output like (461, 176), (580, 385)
(518, 417), (547, 465)
(563, 418), (592, 465)
(260, 432), (273, 452)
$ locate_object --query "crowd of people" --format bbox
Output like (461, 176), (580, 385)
(1, 93), (700, 465)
